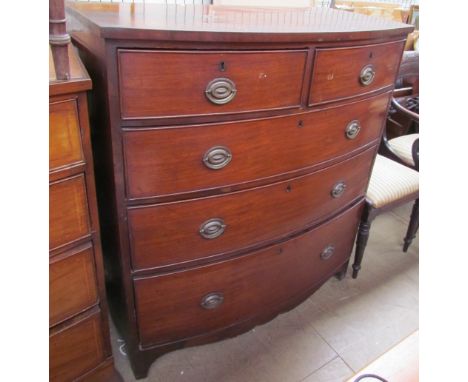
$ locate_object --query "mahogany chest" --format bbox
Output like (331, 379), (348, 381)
(67, 3), (412, 378)
(49, 45), (120, 381)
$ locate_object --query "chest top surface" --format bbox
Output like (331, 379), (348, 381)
(66, 3), (412, 42)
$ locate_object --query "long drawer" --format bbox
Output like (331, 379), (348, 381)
(118, 49), (307, 119)
(128, 147), (375, 271)
(134, 201), (362, 347)
(49, 311), (106, 382)
(123, 92), (389, 199)
(49, 98), (84, 172)
(50, 244), (99, 326)
(49, 174), (91, 250)
(309, 40), (404, 105)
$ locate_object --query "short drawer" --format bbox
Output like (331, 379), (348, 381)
(134, 201), (362, 347)
(50, 311), (106, 382)
(123, 92), (389, 199)
(118, 49), (307, 119)
(50, 244), (99, 326)
(50, 174), (90, 250)
(309, 40), (404, 105)
(128, 147), (375, 270)
(49, 98), (83, 171)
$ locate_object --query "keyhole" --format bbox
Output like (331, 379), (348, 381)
(219, 61), (226, 72)
(278, 247), (283, 255)
(286, 184), (292, 192)
(297, 120), (304, 128)
(369, 52), (373, 59)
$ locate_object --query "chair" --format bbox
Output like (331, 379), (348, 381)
(351, 139), (419, 279)
(381, 97), (419, 170)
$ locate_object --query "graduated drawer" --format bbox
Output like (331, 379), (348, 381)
(50, 311), (106, 382)
(124, 92), (389, 199)
(134, 201), (362, 347)
(50, 244), (98, 326)
(128, 147), (375, 271)
(118, 49), (307, 120)
(50, 174), (91, 250)
(50, 98), (84, 171)
(309, 40), (404, 105)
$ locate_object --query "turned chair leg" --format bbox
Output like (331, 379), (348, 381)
(352, 207), (374, 279)
(403, 199), (419, 252)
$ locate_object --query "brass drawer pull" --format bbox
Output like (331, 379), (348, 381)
(359, 65), (375, 86)
(200, 292), (224, 310)
(345, 120), (361, 139)
(203, 146), (232, 170)
(199, 218), (226, 239)
(320, 245), (335, 261)
(205, 78), (237, 105)
(331, 181), (346, 198)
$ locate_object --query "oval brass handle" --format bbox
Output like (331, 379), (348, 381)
(205, 78), (237, 105)
(199, 218), (226, 239)
(203, 146), (232, 170)
(200, 292), (224, 310)
(345, 120), (361, 140)
(331, 181), (346, 198)
(359, 65), (375, 86)
(320, 245), (335, 261)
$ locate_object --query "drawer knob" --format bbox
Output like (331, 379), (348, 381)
(205, 78), (237, 105)
(199, 218), (226, 239)
(320, 245), (335, 261)
(359, 65), (375, 86)
(331, 181), (346, 198)
(203, 146), (232, 170)
(201, 292), (224, 310)
(345, 120), (361, 140)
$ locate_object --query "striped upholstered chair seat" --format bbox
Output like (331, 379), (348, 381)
(387, 133), (419, 167)
(367, 154), (419, 208)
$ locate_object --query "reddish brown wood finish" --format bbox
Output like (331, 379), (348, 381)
(50, 311), (106, 382)
(123, 92), (389, 199)
(309, 40), (405, 105)
(66, 3), (411, 379)
(49, 98), (84, 171)
(119, 49), (307, 120)
(49, 174), (90, 251)
(135, 201), (362, 347)
(49, 244), (98, 326)
(49, 44), (120, 381)
(128, 147), (375, 271)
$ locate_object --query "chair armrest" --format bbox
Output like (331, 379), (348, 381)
(391, 97), (419, 122)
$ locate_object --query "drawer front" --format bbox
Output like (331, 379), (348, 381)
(309, 40), (404, 105)
(50, 98), (83, 171)
(50, 245), (99, 326)
(128, 147), (375, 270)
(124, 92), (389, 199)
(134, 201), (362, 347)
(50, 311), (105, 382)
(50, 175), (90, 250)
(118, 49), (307, 119)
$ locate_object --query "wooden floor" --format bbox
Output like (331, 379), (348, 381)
(110, 202), (419, 382)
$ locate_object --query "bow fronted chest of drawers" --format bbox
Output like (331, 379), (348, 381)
(67, 3), (412, 378)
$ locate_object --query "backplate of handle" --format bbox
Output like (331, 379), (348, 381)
(320, 245), (335, 261)
(200, 292), (224, 310)
(359, 65), (375, 86)
(203, 146), (232, 170)
(345, 120), (361, 139)
(199, 218), (226, 239)
(205, 78), (237, 105)
(331, 181), (346, 198)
